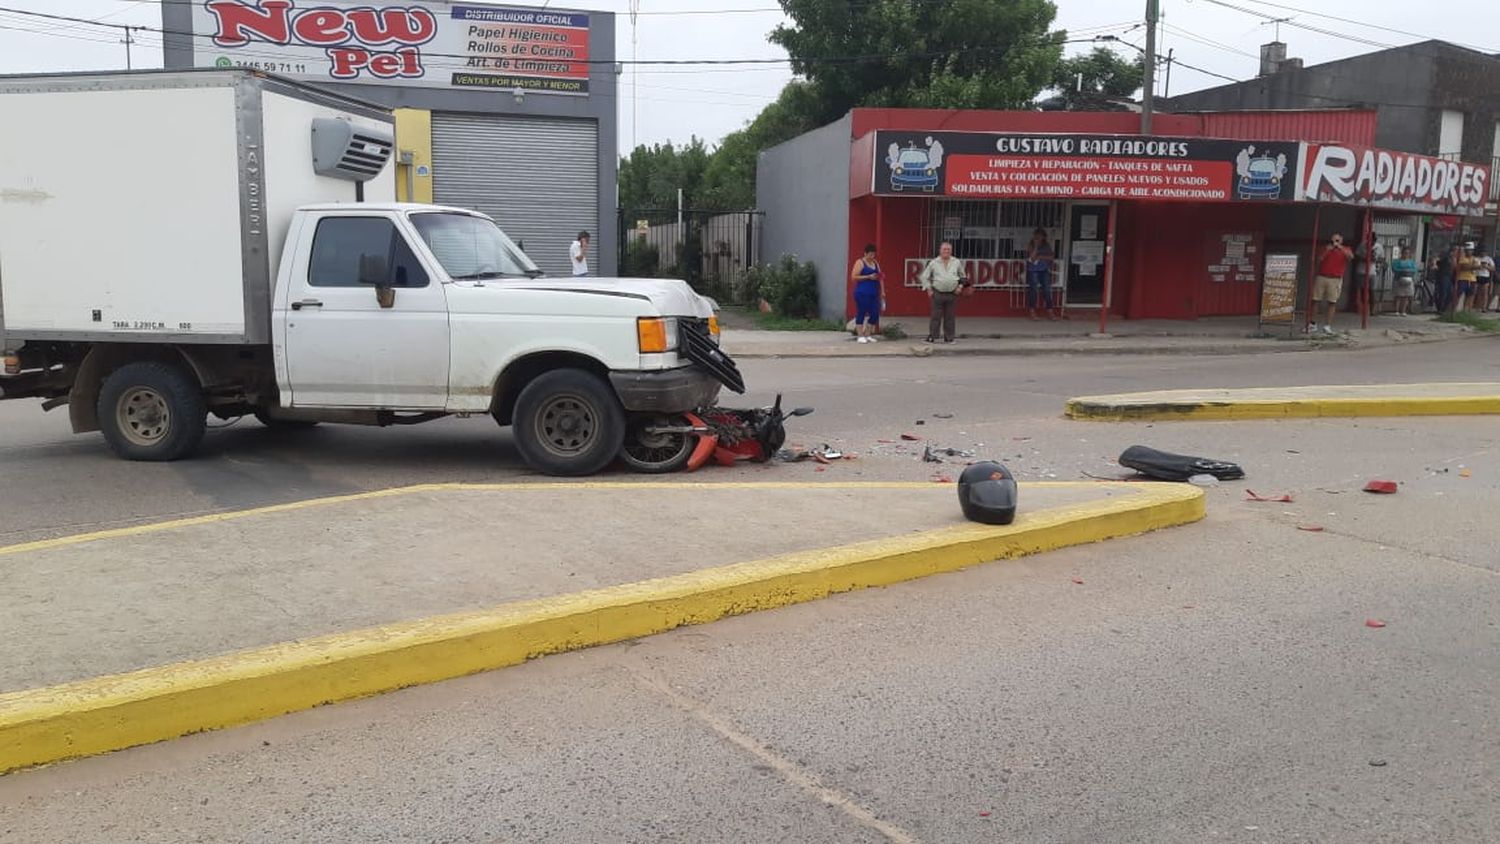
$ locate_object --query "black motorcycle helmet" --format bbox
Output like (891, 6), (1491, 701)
(957, 461), (1018, 525)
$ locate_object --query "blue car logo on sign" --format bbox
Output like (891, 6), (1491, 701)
(1235, 145), (1288, 200)
(886, 138), (945, 193)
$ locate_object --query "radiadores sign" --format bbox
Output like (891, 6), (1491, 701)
(194, 1), (591, 95)
(1298, 144), (1489, 216)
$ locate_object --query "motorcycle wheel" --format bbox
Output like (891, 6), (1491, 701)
(619, 413), (696, 474)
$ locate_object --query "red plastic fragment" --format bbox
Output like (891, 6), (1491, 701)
(1297, 525), (1325, 532)
(1363, 480), (1399, 494)
(1246, 490), (1294, 503)
(1071, 578), (1085, 585)
(1365, 619), (1387, 629)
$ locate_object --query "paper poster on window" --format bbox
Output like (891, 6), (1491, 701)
(1071, 241), (1104, 267)
(1079, 215), (1099, 240)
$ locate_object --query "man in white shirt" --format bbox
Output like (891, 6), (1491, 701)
(569, 231), (590, 277)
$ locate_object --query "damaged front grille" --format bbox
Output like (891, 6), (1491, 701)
(681, 320), (745, 395)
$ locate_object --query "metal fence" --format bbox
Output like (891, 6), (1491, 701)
(617, 209), (764, 304)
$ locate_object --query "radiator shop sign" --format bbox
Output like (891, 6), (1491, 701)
(1299, 144), (1489, 217)
(873, 131), (1300, 203)
(195, 1), (591, 95)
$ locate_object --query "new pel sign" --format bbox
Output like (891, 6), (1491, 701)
(1300, 144), (1490, 217)
(205, 1), (437, 80)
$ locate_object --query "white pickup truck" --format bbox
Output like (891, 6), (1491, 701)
(0, 70), (741, 476)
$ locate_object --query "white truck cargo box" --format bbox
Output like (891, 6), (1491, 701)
(0, 71), (395, 346)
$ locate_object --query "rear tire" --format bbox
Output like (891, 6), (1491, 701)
(619, 413), (694, 474)
(97, 361), (207, 461)
(511, 369), (625, 477)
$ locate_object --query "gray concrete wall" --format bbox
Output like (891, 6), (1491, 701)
(756, 115), (852, 323)
(164, 3), (620, 276)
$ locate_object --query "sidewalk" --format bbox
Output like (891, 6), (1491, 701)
(723, 314), (1485, 359)
(0, 480), (1204, 773)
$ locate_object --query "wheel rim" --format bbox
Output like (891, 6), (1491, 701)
(117, 387), (171, 447)
(622, 415), (691, 468)
(536, 393), (598, 458)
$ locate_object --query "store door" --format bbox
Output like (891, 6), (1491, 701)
(1065, 203), (1110, 305)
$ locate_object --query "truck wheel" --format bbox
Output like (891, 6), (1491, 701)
(619, 413), (694, 474)
(511, 369), (624, 477)
(97, 362), (207, 461)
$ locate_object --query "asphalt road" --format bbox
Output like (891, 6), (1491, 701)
(2, 340), (1499, 842)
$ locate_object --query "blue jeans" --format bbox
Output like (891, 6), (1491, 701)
(1026, 266), (1053, 310)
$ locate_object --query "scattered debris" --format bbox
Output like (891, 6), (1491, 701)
(1460, 468), (1473, 478)
(979, 811), (992, 818)
(1369, 759), (1388, 768)
(1071, 578), (1085, 585)
(931, 474), (954, 484)
(1012, 437), (1032, 442)
(915, 419), (926, 426)
(1363, 480), (1399, 495)
(1286, 449), (1302, 454)
(1119, 445), (1244, 482)
(1365, 619), (1387, 629)
(1188, 474), (1220, 488)
(1246, 490), (1294, 502)
(901, 433), (923, 441)
(934, 412), (955, 419)
(1297, 525), (1326, 532)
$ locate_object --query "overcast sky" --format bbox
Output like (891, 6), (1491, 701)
(0, 0), (1489, 153)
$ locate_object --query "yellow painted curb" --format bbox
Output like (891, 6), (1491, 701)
(1067, 395), (1500, 421)
(0, 482), (1204, 775)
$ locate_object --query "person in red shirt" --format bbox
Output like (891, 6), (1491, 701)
(1310, 233), (1354, 335)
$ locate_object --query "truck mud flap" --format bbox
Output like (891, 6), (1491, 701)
(683, 324), (746, 394)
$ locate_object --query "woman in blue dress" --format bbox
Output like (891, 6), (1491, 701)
(1025, 228), (1057, 321)
(850, 243), (885, 344)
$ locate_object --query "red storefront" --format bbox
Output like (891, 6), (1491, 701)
(813, 108), (1492, 323)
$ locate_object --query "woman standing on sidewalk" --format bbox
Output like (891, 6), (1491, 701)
(1391, 247), (1419, 316)
(1025, 228), (1058, 321)
(849, 244), (885, 344)
(920, 241), (968, 344)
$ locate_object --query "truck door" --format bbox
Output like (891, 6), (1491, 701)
(282, 214), (450, 409)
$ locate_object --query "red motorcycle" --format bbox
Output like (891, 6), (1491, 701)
(619, 394), (813, 474)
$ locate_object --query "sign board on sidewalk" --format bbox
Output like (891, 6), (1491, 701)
(1260, 253), (1300, 327)
(193, 1), (591, 94)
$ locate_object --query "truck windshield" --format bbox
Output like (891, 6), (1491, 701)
(410, 212), (542, 280)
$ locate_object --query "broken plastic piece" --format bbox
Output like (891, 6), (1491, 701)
(934, 413), (955, 419)
(1297, 525), (1325, 532)
(1118, 445), (1244, 482)
(1460, 468), (1473, 478)
(1364, 619), (1387, 629)
(1363, 480), (1399, 494)
(1071, 578), (1085, 585)
(901, 433), (923, 441)
(1245, 490), (1294, 503)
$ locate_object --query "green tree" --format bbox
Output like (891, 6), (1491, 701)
(699, 81), (823, 210)
(770, 0), (1064, 123)
(618, 136), (712, 214)
(1048, 47), (1145, 109)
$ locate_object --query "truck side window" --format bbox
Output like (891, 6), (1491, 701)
(309, 218), (429, 289)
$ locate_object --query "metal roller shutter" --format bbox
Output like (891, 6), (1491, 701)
(430, 113), (599, 277)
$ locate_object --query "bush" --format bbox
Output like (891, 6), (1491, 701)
(622, 237), (662, 278)
(746, 254), (819, 319)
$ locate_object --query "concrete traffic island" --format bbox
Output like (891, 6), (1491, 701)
(0, 481), (1204, 774)
(1066, 382), (1500, 421)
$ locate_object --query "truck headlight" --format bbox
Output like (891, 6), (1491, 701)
(637, 317), (680, 353)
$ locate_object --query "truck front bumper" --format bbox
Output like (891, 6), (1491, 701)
(610, 366), (722, 413)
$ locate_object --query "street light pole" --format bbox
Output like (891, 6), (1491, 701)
(1141, 0), (1159, 135)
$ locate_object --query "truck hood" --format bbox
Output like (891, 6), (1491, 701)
(489, 277), (714, 318)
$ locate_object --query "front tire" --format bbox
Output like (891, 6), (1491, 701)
(511, 369), (625, 477)
(97, 361), (207, 461)
(619, 413), (695, 474)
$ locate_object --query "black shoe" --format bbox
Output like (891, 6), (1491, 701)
(924, 337), (937, 344)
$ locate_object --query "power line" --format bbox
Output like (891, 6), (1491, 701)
(1194, 0), (1393, 50)
(1159, 22), (1256, 59)
(0, 6), (1103, 68)
(1232, 0), (1487, 51)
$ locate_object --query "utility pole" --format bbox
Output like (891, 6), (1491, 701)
(1141, 0), (1159, 135)
(1163, 47), (1175, 98)
(121, 26), (136, 70)
(629, 0), (640, 152)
